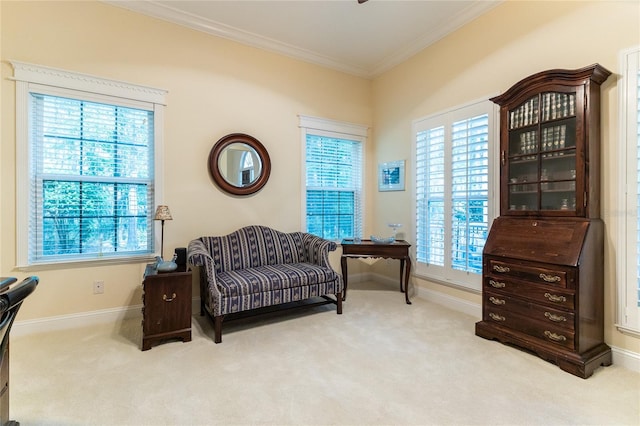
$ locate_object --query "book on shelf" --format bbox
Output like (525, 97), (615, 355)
(509, 93), (574, 130)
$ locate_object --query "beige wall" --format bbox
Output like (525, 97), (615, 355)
(1, 0), (639, 356)
(0, 1), (372, 320)
(372, 0), (640, 354)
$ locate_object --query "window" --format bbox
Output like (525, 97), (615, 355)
(240, 151), (255, 186)
(299, 115), (366, 241)
(617, 47), (640, 336)
(413, 100), (496, 291)
(13, 61), (166, 267)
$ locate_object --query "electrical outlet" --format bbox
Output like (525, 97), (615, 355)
(93, 280), (104, 294)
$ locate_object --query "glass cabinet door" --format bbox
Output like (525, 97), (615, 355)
(505, 91), (579, 214)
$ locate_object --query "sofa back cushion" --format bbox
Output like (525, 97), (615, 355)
(202, 226), (305, 273)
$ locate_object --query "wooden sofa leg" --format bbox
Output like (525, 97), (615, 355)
(214, 315), (223, 343)
(336, 292), (343, 314)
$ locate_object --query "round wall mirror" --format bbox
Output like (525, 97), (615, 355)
(208, 133), (271, 196)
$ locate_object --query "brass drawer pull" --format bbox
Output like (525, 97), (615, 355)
(489, 296), (506, 305)
(489, 280), (506, 288)
(493, 265), (510, 273)
(539, 273), (561, 283)
(163, 292), (177, 302)
(544, 293), (567, 303)
(544, 330), (567, 342)
(544, 312), (567, 322)
(489, 312), (506, 322)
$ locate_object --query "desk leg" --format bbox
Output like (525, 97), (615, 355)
(399, 259), (405, 292)
(404, 256), (412, 305)
(341, 256), (348, 301)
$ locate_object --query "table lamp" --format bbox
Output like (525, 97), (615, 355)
(154, 205), (173, 259)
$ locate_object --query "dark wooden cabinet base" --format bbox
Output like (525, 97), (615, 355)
(477, 217), (609, 379)
(142, 265), (192, 351)
(476, 321), (611, 379)
(142, 329), (192, 351)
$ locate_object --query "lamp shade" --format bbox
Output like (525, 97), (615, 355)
(154, 205), (173, 221)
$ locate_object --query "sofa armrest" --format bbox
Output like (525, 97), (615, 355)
(187, 239), (211, 267)
(301, 233), (337, 268)
(187, 239), (220, 299)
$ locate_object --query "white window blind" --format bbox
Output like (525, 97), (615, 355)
(617, 46), (640, 335)
(306, 135), (362, 240)
(416, 126), (446, 267)
(451, 115), (490, 274)
(299, 115), (366, 241)
(30, 93), (154, 262)
(414, 100), (495, 290)
(12, 61), (166, 267)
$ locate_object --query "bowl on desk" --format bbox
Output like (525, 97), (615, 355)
(370, 235), (395, 244)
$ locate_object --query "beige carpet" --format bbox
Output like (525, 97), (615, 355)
(9, 280), (640, 425)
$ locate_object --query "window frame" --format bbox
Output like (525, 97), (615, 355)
(616, 46), (640, 337)
(299, 115), (367, 241)
(412, 98), (498, 291)
(12, 61), (167, 269)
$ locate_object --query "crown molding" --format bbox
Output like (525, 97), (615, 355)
(104, 1), (501, 79)
(371, 1), (502, 76)
(104, 0), (372, 77)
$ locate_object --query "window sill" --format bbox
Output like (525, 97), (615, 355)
(16, 254), (157, 272)
(616, 324), (640, 339)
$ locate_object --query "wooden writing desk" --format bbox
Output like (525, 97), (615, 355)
(340, 239), (412, 304)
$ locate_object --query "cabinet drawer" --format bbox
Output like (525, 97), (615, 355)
(143, 279), (191, 335)
(484, 277), (575, 309)
(484, 291), (575, 331)
(484, 306), (575, 350)
(487, 259), (571, 288)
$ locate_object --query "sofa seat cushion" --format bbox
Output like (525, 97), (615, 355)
(216, 263), (338, 298)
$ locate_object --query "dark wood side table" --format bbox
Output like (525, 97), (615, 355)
(341, 239), (412, 304)
(142, 264), (192, 351)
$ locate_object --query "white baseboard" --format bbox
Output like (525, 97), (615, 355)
(414, 283), (482, 319)
(11, 298), (202, 338)
(611, 345), (640, 372)
(11, 305), (141, 337)
(11, 275), (640, 373)
(369, 271), (481, 318)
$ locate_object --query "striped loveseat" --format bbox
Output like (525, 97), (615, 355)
(187, 225), (343, 343)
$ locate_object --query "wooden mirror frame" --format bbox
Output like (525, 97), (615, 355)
(208, 133), (271, 196)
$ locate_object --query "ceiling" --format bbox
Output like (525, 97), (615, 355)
(107, 0), (501, 78)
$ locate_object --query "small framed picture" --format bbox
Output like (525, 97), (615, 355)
(378, 160), (405, 191)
